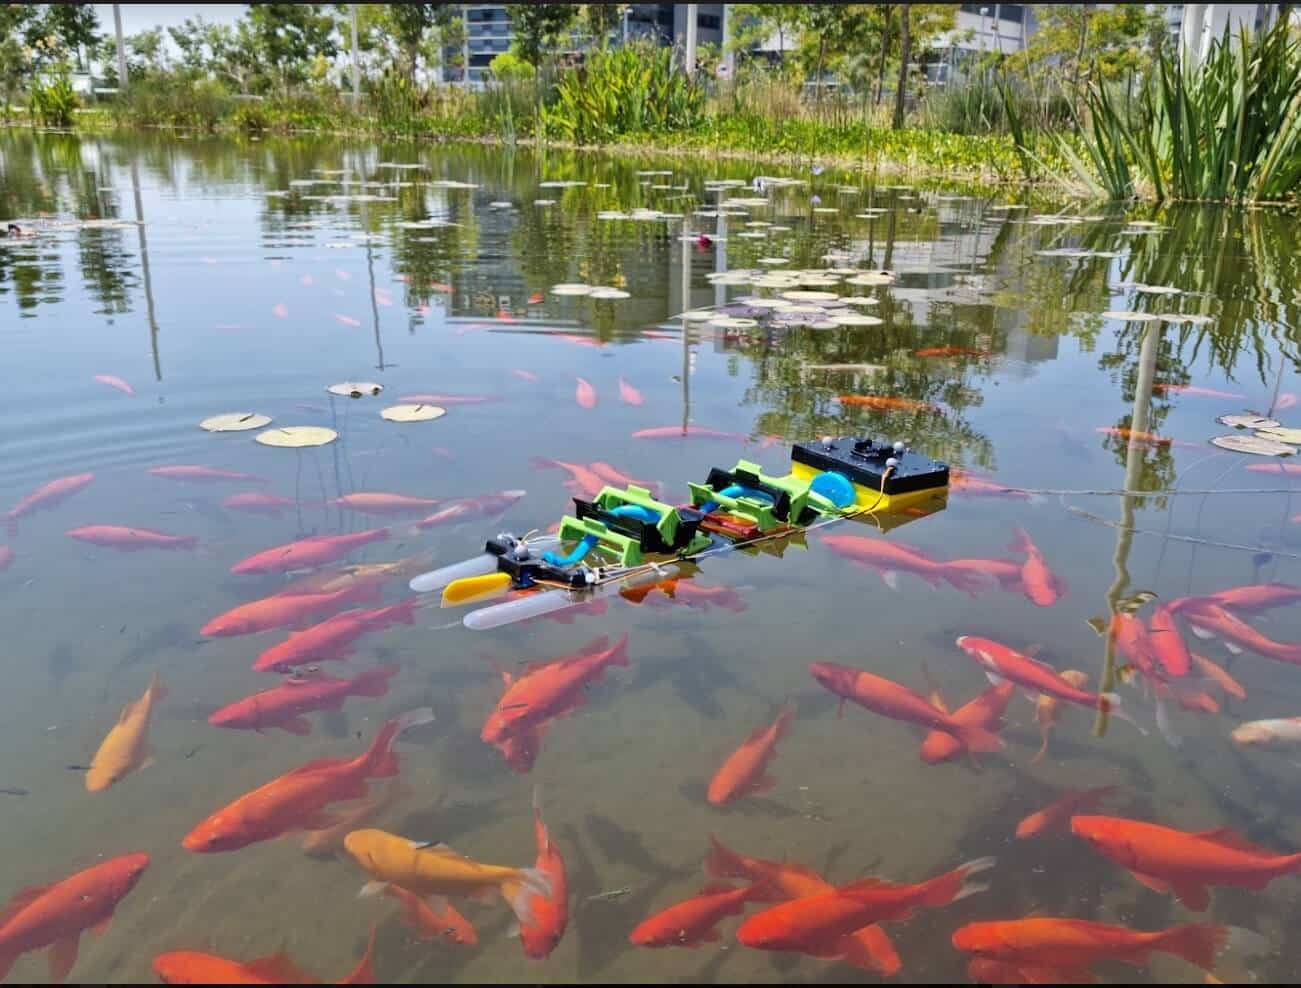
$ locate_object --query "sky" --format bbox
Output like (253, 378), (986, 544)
(91, 4), (245, 39)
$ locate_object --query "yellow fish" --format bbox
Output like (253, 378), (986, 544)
(344, 828), (549, 926)
(86, 671), (168, 791)
(1031, 669), (1088, 765)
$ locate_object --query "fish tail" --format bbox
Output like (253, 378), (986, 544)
(703, 835), (751, 881)
(1155, 922), (1228, 971)
(1029, 729), (1049, 765)
(841, 925), (902, 977)
(500, 866), (552, 927)
(1007, 526), (1031, 556)
(529, 456), (560, 472)
(339, 922), (378, 984)
(773, 701), (795, 739)
(954, 722), (1005, 754)
(392, 598), (418, 625)
(149, 670), (171, 702)
(351, 664), (400, 698)
(1098, 692), (1148, 735)
(607, 632), (631, 667)
(940, 564), (988, 595)
(362, 707), (434, 776)
(179, 535), (200, 550)
(921, 857), (996, 908)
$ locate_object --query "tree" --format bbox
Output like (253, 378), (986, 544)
(126, 28), (168, 78)
(387, 3), (438, 83)
(892, 4), (910, 129)
(582, 3), (626, 46)
(0, 5), (39, 118)
(1008, 5), (1169, 92)
(38, 3), (99, 71)
(246, 3), (338, 92)
(510, 4), (578, 67)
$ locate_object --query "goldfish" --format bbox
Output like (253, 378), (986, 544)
(272, 303), (288, 319)
(414, 490), (525, 529)
(617, 377), (644, 406)
(955, 636), (1120, 714)
(1199, 582), (1301, 614)
(621, 576), (747, 613)
(0, 852), (149, 982)
(334, 313), (362, 327)
(705, 837), (900, 975)
(1009, 528), (1063, 607)
(253, 601), (417, 671)
(953, 917), (1228, 977)
(481, 635), (630, 745)
(1147, 603), (1192, 677)
(489, 722), (548, 774)
(67, 525), (197, 551)
(518, 789), (567, 959)
(183, 709), (432, 853)
(153, 929), (375, 985)
(231, 528), (390, 574)
(630, 883), (773, 948)
(209, 665), (399, 734)
(964, 957), (1097, 984)
(707, 704), (794, 805)
(944, 557), (1025, 593)
(527, 292), (544, 305)
(1278, 392), (1299, 411)
(837, 394), (936, 413)
(329, 493), (441, 516)
(5, 472), (94, 531)
(575, 377), (598, 409)
(276, 559), (419, 599)
(947, 470), (1035, 500)
(1244, 462), (1301, 476)
(735, 858), (994, 954)
(1030, 670), (1089, 764)
(1096, 426), (1172, 447)
(1153, 383), (1244, 399)
(921, 681), (1015, 764)
(530, 457), (606, 498)
(820, 535), (984, 593)
(1016, 787), (1120, 839)
(301, 781), (409, 858)
(148, 465), (265, 484)
(1231, 718), (1301, 750)
(0, 546), (11, 571)
(1181, 602), (1301, 665)
(915, 347), (989, 358)
(588, 462), (661, 496)
(86, 672), (168, 792)
(511, 369), (540, 382)
(1190, 653), (1245, 701)
(93, 374), (134, 396)
(201, 585), (381, 638)
(1072, 814), (1301, 910)
(345, 828), (550, 929)
(809, 662), (1004, 753)
(399, 393), (498, 405)
(221, 492), (296, 516)
(385, 885), (477, 947)
(631, 426), (746, 441)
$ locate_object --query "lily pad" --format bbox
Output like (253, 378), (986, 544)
(1256, 427), (1301, 445)
(327, 381), (383, 397)
(589, 288), (631, 300)
(1210, 434), (1295, 456)
(199, 412), (272, 433)
(843, 296), (881, 307)
(381, 404), (446, 423)
(781, 290), (839, 302)
(550, 283), (593, 296)
(711, 317), (759, 330)
(830, 313), (884, 327)
(1101, 311), (1159, 322)
(255, 426), (338, 448)
(1218, 414), (1279, 430)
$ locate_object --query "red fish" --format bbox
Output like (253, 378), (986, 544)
(231, 528), (390, 574)
(1009, 528), (1063, 607)
(1181, 601), (1301, 665)
(149, 465), (265, 484)
(1096, 426), (1172, 447)
(588, 462), (662, 496)
(329, 494), (440, 517)
(201, 585), (381, 638)
(183, 709), (432, 853)
(0, 852), (149, 982)
(1016, 787), (1120, 839)
(630, 883), (773, 948)
(620, 576), (746, 613)
(617, 377), (644, 406)
(1073, 814), (1301, 910)
(385, 885), (476, 947)
(948, 470), (1035, 500)
(953, 917), (1228, 977)
(955, 636), (1120, 714)
(519, 790), (567, 959)
(510, 369), (540, 382)
(527, 292), (544, 305)
(1245, 462), (1301, 476)
(915, 347), (989, 358)
(821, 535), (984, 593)
(809, 662), (1004, 753)
(838, 394), (936, 413)
(414, 490), (525, 529)
(707, 705), (794, 805)
(67, 525), (197, 551)
(1152, 383), (1244, 399)
(93, 374), (134, 396)
(222, 492), (297, 516)
(735, 858), (993, 954)
(253, 601), (417, 671)
(5, 473), (95, 530)
(1146, 603), (1192, 677)
(944, 558), (1025, 593)
(398, 394), (499, 405)
(334, 314), (361, 327)
(0, 546), (11, 571)
(631, 426), (746, 441)
(1278, 392), (1299, 411)
(209, 665), (399, 734)
(489, 722), (549, 774)
(530, 457), (606, 499)
(1190, 652), (1245, 701)
(1199, 582), (1301, 614)
(481, 635), (630, 746)
(575, 377), (598, 409)
(920, 681), (1015, 764)
(272, 303), (288, 319)
(153, 928), (375, 984)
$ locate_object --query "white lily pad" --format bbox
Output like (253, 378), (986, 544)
(843, 296), (880, 307)
(1101, 311), (1159, 322)
(589, 288), (631, 300)
(1218, 414), (1279, 430)
(255, 426), (338, 448)
(1256, 427), (1301, 445)
(381, 404), (446, 423)
(781, 290), (840, 302)
(550, 283), (593, 296)
(200, 412), (272, 433)
(830, 313), (884, 327)
(711, 317), (759, 329)
(1210, 434), (1295, 456)
(327, 381), (383, 397)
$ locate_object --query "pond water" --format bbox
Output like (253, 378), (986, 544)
(0, 130), (1298, 984)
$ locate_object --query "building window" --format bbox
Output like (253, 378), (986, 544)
(699, 14), (720, 30)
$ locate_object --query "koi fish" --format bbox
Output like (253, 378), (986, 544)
(519, 789), (567, 959)
(1016, 787), (1120, 839)
(821, 535), (984, 593)
(1231, 718), (1301, 750)
(301, 780), (409, 858)
(554, 333), (605, 348)
(385, 885), (477, 947)
(414, 491), (525, 529)
(1190, 653), (1245, 701)
(921, 682), (1015, 764)
(276, 558), (419, 599)
(1030, 671), (1088, 764)
(93, 374), (134, 396)
(838, 394), (936, 413)
(345, 828), (550, 929)
(707, 705), (794, 805)
(1244, 463), (1301, 476)
(252, 601), (417, 671)
(489, 722), (548, 774)
(948, 471), (1035, 500)
(1146, 603), (1192, 677)
(575, 377), (598, 410)
(510, 369), (540, 382)
(631, 426), (747, 441)
(0, 546), (9, 571)
(398, 394), (499, 405)
(149, 465), (265, 484)
(221, 492), (297, 516)
(231, 528), (390, 574)
(67, 525), (198, 551)
(1198, 582), (1301, 614)
(630, 883), (773, 948)
(617, 377), (644, 406)
(943, 558), (1026, 593)
(1096, 426), (1172, 447)
(0, 853), (150, 982)
(705, 837), (900, 975)
(530, 457), (605, 499)
(334, 313), (362, 327)
(1072, 814), (1301, 910)
(1009, 528), (1063, 607)
(201, 585), (382, 638)
(272, 303), (288, 319)
(183, 709), (432, 853)
(620, 576), (747, 613)
(5, 473), (94, 530)
(209, 665), (399, 734)
(153, 929), (375, 985)
(1181, 602), (1301, 665)
(1152, 384), (1244, 399)
(955, 636), (1121, 714)
(329, 493), (440, 517)
(735, 858), (994, 954)
(809, 662), (1004, 753)
(588, 462), (662, 496)
(86, 672), (168, 792)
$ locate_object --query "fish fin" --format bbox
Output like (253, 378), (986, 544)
(500, 866), (551, 927)
(283, 756), (349, 777)
(47, 933), (79, 983)
(836, 697), (845, 720)
(1172, 881), (1211, 912)
(1128, 870), (1172, 895)
(841, 926), (901, 976)
(351, 664), (400, 698)
(954, 723), (1004, 754)
(881, 570), (901, 591)
(1192, 828), (1280, 857)
(280, 716), (313, 736)
(0, 884), (50, 925)
(1155, 697), (1182, 748)
(89, 915), (111, 937)
(358, 880), (389, 898)
(984, 671), (1007, 687)
(243, 954), (316, 983)
(1223, 640), (1244, 655)
(1188, 623), (1216, 641)
(1155, 923), (1229, 972)
(148, 670), (171, 702)
(704, 835), (749, 881)
(339, 923), (378, 985)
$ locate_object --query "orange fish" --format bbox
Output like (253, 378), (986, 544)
(575, 377), (598, 409)
(1147, 603), (1192, 677)
(1009, 528), (1062, 607)
(0, 546), (11, 570)
(1182, 602), (1301, 665)
(276, 559), (417, 599)
(0, 852), (149, 981)
(149, 465), (265, 484)
(617, 377), (644, 406)
(201, 585), (381, 638)
(86, 672), (168, 792)
(631, 426), (746, 441)
(253, 600), (417, 671)
(944, 557), (1025, 593)
(735, 858), (994, 954)
(1072, 814), (1301, 910)
(956, 636), (1120, 714)
(1016, 787), (1120, 839)
(920, 681), (1015, 764)
(5, 472), (94, 531)
(527, 292), (544, 305)
(510, 369), (540, 382)
(1030, 670), (1089, 764)
(1189, 652), (1245, 701)
(272, 303), (289, 319)
(67, 525), (197, 551)
(705, 837), (900, 975)
(385, 885), (477, 947)
(838, 394), (936, 413)
(231, 528), (390, 574)
(1245, 462), (1301, 476)
(953, 917), (1228, 976)
(221, 492), (296, 516)
(530, 457), (606, 499)
(1198, 582), (1301, 614)
(183, 709), (432, 853)
(821, 535), (985, 593)
(489, 722), (549, 774)
(414, 491), (525, 529)
(301, 780), (409, 858)
(329, 493), (440, 517)
(915, 346), (988, 358)
(153, 928), (375, 984)
(948, 470), (1035, 500)
(707, 705), (793, 806)
(209, 665), (399, 733)
(630, 883), (773, 948)
(588, 462), (661, 496)
(93, 374), (134, 396)
(1096, 426), (1172, 447)
(518, 789), (567, 959)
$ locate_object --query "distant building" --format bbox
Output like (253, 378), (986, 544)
(926, 4), (1038, 84)
(1174, 4), (1294, 65)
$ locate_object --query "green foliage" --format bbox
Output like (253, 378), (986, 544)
(368, 68), (423, 137)
(230, 98), (270, 134)
(1009, 4), (1169, 90)
(488, 51), (535, 85)
(387, 4), (439, 81)
(247, 3), (338, 92)
(28, 71), (77, 127)
(112, 76), (235, 132)
(511, 4), (579, 67)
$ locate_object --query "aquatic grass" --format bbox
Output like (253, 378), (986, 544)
(28, 73), (77, 129)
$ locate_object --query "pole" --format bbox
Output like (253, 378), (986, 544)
(722, 3), (734, 79)
(685, 3), (698, 75)
(130, 160), (160, 381)
(350, 4), (361, 104)
(462, 4), (471, 88)
(113, 3), (128, 89)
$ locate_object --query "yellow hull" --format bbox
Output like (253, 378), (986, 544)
(786, 462), (948, 514)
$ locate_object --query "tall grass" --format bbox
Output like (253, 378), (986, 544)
(29, 74), (78, 128)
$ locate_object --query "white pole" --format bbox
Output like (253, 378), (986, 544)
(722, 3), (734, 78)
(462, 5), (471, 88)
(685, 4), (698, 75)
(113, 3), (128, 89)
(350, 4), (361, 103)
